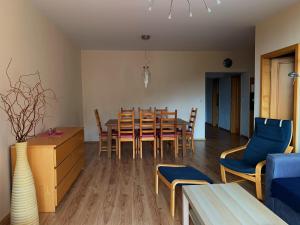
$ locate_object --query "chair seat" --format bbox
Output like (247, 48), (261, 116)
(140, 134), (155, 138)
(101, 131), (117, 137)
(161, 134), (177, 138)
(120, 134), (134, 139)
(220, 158), (256, 174)
(158, 166), (213, 186)
(271, 177), (300, 213)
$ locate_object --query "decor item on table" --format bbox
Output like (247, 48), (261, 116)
(147, 0), (221, 19)
(0, 59), (55, 225)
(220, 118), (293, 200)
(141, 34), (151, 88)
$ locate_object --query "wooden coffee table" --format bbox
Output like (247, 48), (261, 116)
(182, 184), (287, 225)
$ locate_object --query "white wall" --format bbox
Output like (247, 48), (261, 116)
(255, 2), (300, 151)
(0, 0), (83, 220)
(82, 50), (254, 142)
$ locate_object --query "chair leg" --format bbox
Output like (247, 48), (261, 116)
(155, 171), (159, 194)
(191, 136), (195, 153)
(133, 140), (136, 159)
(153, 139), (156, 159)
(98, 139), (102, 158)
(175, 138), (178, 158)
(256, 176), (263, 200)
(118, 140), (121, 160)
(170, 186), (176, 218)
(140, 140), (143, 159)
(160, 140), (164, 159)
(220, 166), (227, 183)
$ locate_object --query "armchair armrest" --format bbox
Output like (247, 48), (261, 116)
(220, 144), (248, 159)
(265, 153), (300, 201)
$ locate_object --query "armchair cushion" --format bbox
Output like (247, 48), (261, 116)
(271, 177), (300, 213)
(158, 166), (213, 186)
(220, 158), (255, 174)
(243, 118), (292, 166)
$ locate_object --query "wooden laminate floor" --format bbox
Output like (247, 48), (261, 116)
(40, 125), (251, 225)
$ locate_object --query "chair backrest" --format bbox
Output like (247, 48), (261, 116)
(243, 118), (293, 166)
(139, 110), (156, 137)
(155, 107), (168, 121)
(160, 110), (177, 137)
(138, 107), (152, 112)
(118, 111), (135, 138)
(94, 109), (103, 134)
(121, 107), (135, 113)
(188, 108), (197, 133)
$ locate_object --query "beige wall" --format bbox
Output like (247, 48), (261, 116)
(82, 50), (254, 141)
(0, 0), (83, 220)
(255, 2), (300, 150)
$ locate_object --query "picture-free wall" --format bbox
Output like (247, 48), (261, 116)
(82, 50), (254, 142)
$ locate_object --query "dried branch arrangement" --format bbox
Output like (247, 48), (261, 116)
(0, 59), (56, 143)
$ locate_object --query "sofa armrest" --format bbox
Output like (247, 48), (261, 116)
(265, 153), (300, 202)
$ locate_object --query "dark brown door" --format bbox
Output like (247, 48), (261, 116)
(212, 79), (219, 127)
(231, 76), (241, 134)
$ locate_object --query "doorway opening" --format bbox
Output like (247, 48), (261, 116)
(260, 44), (300, 150)
(205, 72), (251, 138)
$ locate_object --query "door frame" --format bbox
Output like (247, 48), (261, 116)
(230, 75), (241, 134)
(260, 44), (300, 150)
(212, 79), (219, 127)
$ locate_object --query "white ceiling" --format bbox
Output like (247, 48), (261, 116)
(31, 0), (299, 51)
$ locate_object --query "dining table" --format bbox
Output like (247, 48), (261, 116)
(105, 118), (189, 159)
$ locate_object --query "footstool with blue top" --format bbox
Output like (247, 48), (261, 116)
(155, 164), (213, 217)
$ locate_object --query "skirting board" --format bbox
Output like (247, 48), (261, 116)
(195, 138), (206, 141)
(0, 214), (9, 225)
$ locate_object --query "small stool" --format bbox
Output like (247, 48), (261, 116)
(155, 164), (213, 217)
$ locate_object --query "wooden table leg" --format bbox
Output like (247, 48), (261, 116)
(182, 124), (187, 157)
(182, 191), (189, 225)
(107, 126), (112, 159)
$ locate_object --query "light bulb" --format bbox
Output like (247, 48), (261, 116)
(207, 8), (212, 13)
(189, 11), (193, 17)
(217, 0), (221, 5)
(168, 13), (172, 19)
(148, 6), (152, 11)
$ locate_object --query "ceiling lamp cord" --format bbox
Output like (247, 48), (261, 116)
(149, 0), (221, 19)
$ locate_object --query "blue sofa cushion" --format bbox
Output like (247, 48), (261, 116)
(158, 166), (213, 185)
(271, 177), (300, 213)
(243, 118), (292, 166)
(220, 158), (256, 174)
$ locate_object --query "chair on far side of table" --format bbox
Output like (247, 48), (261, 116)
(94, 109), (117, 157)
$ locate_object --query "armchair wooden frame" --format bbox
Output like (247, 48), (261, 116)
(139, 110), (156, 159)
(155, 164), (209, 218)
(220, 143), (294, 200)
(94, 109), (117, 157)
(118, 110), (135, 159)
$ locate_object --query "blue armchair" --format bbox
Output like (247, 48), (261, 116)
(266, 154), (300, 225)
(220, 118), (293, 200)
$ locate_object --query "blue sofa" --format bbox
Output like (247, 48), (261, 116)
(266, 154), (300, 225)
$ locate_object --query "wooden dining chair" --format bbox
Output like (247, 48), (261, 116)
(155, 107), (168, 149)
(139, 110), (156, 159)
(118, 110), (136, 159)
(138, 107), (152, 113)
(179, 108), (197, 153)
(94, 109), (117, 157)
(159, 110), (178, 159)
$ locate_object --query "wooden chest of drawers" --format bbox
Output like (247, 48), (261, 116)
(11, 127), (84, 212)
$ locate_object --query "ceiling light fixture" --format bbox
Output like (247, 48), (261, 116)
(141, 35), (151, 88)
(148, 0), (221, 19)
